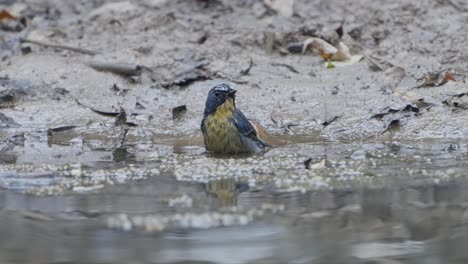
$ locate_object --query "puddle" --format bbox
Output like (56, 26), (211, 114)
(1, 133), (468, 263)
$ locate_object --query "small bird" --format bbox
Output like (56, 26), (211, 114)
(201, 83), (270, 154)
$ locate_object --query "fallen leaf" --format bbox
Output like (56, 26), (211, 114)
(47, 126), (78, 146)
(304, 158), (327, 169)
(415, 70), (456, 88)
(445, 71), (456, 81)
(414, 98), (434, 109)
(364, 54), (394, 71)
(303, 37), (338, 60)
(47, 125), (77, 136)
(326, 55), (363, 67)
(331, 42), (351, 61)
(0, 10), (16, 20)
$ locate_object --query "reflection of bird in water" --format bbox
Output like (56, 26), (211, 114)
(201, 83), (270, 154)
(203, 179), (249, 206)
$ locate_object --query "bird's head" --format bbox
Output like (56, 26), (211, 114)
(203, 83), (237, 116)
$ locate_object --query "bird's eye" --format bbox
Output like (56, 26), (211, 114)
(214, 92), (220, 97)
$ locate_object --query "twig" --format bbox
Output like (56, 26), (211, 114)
(322, 115), (341, 127)
(87, 61), (143, 76)
(175, 62), (209, 77)
(271, 62), (300, 73)
(212, 72), (249, 85)
(76, 99), (119, 116)
(239, 58), (253, 75)
(20, 38), (100, 55)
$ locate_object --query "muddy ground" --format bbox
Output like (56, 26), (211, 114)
(1, 0), (468, 140)
(1, 0), (468, 263)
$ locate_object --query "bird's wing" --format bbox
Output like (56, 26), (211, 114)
(200, 117), (208, 146)
(231, 109), (270, 148)
(200, 118), (206, 133)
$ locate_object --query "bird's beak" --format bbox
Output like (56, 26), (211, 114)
(227, 88), (237, 98)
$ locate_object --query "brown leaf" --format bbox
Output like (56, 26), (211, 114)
(416, 70), (456, 88)
(303, 37), (338, 59)
(444, 71), (456, 82)
(0, 10), (16, 21)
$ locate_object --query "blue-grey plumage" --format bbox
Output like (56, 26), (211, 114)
(201, 83), (270, 154)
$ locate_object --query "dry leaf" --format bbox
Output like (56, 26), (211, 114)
(324, 55), (363, 68)
(303, 37), (338, 60)
(0, 10), (16, 21)
(364, 54), (394, 71)
(331, 42), (351, 61)
(416, 70), (456, 88)
(444, 71), (456, 82)
(439, 71), (456, 86)
(304, 158), (328, 169)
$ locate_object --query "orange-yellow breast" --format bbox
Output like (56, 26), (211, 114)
(202, 99), (245, 153)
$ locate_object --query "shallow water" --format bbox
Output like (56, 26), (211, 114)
(1, 130), (468, 264)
